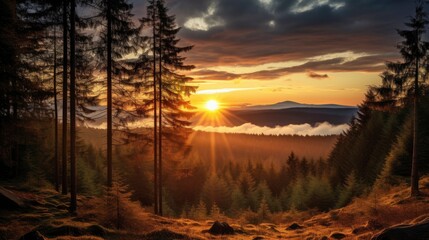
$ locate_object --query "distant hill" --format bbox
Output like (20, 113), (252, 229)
(193, 107), (358, 127)
(242, 100), (355, 110)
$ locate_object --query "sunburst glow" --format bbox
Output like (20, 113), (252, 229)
(205, 99), (219, 111)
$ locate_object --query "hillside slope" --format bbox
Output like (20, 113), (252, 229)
(2, 176), (429, 240)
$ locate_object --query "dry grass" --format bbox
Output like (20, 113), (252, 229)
(53, 237), (104, 240)
(3, 176), (429, 240)
(0, 220), (34, 240)
(373, 202), (429, 225)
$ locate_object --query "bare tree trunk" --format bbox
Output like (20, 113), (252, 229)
(158, 21), (163, 216)
(10, 0), (19, 178)
(53, 27), (60, 192)
(61, 0), (68, 195)
(69, 0), (77, 213)
(411, 52), (419, 196)
(152, 8), (158, 215)
(11, 0), (17, 121)
(411, 95), (419, 196)
(107, 0), (113, 188)
(116, 185), (120, 229)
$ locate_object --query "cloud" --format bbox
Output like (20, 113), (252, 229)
(193, 69), (240, 80)
(196, 87), (261, 95)
(85, 118), (154, 129)
(184, 2), (224, 31)
(307, 71), (329, 79)
(193, 122), (349, 136)
(291, 0), (346, 14)
(131, 0), (420, 88)
(159, 0), (417, 69)
(192, 52), (388, 81)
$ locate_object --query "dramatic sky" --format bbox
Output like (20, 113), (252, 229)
(131, 0), (418, 109)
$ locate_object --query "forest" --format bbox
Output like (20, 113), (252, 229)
(1, 0), (429, 239)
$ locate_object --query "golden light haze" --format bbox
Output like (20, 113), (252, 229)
(190, 71), (379, 110)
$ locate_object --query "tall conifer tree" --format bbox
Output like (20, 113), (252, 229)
(372, 2), (428, 196)
(92, 0), (139, 187)
(141, 0), (196, 215)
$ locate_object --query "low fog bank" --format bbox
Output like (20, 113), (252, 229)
(193, 122), (349, 136)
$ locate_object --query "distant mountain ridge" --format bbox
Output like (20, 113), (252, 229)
(242, 100), (356, 110)
(193, 107), (358, 127)
(191, 100), (358, 127)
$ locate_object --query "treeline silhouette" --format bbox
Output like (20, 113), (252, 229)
(187, 131), (336, 164)
(78, 128), (338, 162)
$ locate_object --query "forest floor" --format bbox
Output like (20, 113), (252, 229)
(1, 177), (429, 240)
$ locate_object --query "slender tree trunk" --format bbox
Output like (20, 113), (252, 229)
(11, 0), (19, 178)
(54, 27), (60, 192)
(411, 50), (419, 197)
(107, 0), (113, 188)
(152, 9), (158, 214)
(69, 0), (77, 213)
(11, 0), (17, 121)
(116, 185), (120, 229)
(158, 22), (163, 216)
(61, 0), (68, 195)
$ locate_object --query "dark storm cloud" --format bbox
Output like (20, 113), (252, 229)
(132, 0), (420, 77)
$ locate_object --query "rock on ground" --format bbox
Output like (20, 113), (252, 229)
(286, 223), (304, 230)
(371, 218), (429, 240)
(19, 231), (46, 240)
(207, 221), (234, 235)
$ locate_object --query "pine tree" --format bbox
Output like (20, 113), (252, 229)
(91, 0), (139, 188)
(11, 0), (65, 187)
(140, 0), (196, 215)
(257, 198), (271, 221)
(195, 200), (207, 220)
(252, 181), (276, 212)
(61, 0), (68, 195)
(230, 184), (247, 214)
(53, 26), (60, 191)
(288, 178), (306, 210)
(0, 0), (54, 177)
(201, 173), (231, 211)
(372, 2), (428, 196)
(336, 172), (359, 208)
(287, 151), (299, 182)
(69, 0), (77, 213)
(210, 202), (221, 219)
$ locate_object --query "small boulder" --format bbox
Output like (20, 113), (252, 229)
(371, 218), (429, 240)
(0, 186), (26, 209)
(253, 237), (264, 240)
(330, 232), (346, 239)
(207, 221), (234, 235)
(286, 223), (304, 230)
(19, 231), (46, 240)
(145, 229), (187, 240)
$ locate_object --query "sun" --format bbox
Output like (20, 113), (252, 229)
(205, 99), (219, 111)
